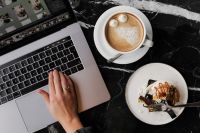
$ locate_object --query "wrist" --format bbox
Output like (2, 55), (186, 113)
(60, 116), (83, 133)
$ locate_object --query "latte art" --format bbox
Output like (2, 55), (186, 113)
(105, 13), (144, 52)
(116, 26), (140, 46)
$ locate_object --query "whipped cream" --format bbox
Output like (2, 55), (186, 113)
(109, 19), (118, 27)
(118, 14), (128, 23)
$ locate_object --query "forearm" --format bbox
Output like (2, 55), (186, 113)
(60, 117), (83, 133)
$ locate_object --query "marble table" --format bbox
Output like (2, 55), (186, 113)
(37, 0), (200, 133)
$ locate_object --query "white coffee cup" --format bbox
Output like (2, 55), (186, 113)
(102, 6), (153, 54)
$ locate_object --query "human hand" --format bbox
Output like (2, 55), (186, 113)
(38, 70), (83, 133)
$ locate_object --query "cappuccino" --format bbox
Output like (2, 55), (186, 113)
(105, 13), (144, 52)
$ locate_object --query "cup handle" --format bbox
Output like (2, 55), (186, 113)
(143, 38), (153, 47)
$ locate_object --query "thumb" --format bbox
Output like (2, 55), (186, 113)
(38, 89), (50, 105)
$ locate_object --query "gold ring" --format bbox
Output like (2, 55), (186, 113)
(64, 85), (71, 93)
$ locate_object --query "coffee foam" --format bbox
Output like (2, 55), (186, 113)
(105, 13), (144, 52)
(116, 26), (140, 47)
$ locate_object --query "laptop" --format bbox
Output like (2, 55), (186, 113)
(0, 0), (110, 133)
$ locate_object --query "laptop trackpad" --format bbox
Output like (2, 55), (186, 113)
(0, 101), (28, 133)
(16, 88), (55, 133)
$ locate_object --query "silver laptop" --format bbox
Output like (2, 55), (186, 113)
(0, 0), (110, 133)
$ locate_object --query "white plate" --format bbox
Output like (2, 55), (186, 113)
(93, 6), (153, 64)
(125, 63), (188, 125)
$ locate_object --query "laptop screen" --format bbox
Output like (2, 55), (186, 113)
(0, 0), (76, 56)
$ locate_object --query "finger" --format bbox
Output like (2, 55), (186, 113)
(38, 89), (50, 105)
(65, 75), (78, 111)
(59, 72), (68, 93)
(53, 69), (62, 95)
(64, 74), (76, 96)
(49, 71), (55, 98)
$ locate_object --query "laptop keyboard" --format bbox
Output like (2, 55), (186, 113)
(0, 36), (84, 105)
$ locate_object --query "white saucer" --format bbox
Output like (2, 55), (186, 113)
(93, 6), (153, 64)
(125, 63), (188, 125)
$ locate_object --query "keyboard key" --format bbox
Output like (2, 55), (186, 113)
(63, 49), (70, 55)
(9, 65), (16, 72)
(31, 70), (37, 77)
(27, 57), (34, 64)
(14, 70), (21, 77)
(57, 44), (64, 51)
(6, 81), (13, 87)
(77, 64), (84, 71)
(20, 88), (31, 95)
(13, 91), (21, 98)
(3, 68), (9, 75)
(52, 47), (58, 53)
(45, 57), (51, 63)
(8, 73), (15, 79)
(20, 68), (27, 74)
(69, 46), (76, 53)
(71, 67), (78, 73)
(51, 54), (58, 61)
(24, 80), (31, 87)
(21, 60), (28, 67)
(64, 69), (71, 75)
(39, 59), (45, 66)
(1, 97), (7, 104)
(62, 37), (70, 42)
(2, 75), (9, 82)
(30, 77), (37, 84)
(33, 55), (40, 61)
(12, 85), (18, 92)
(19, 75), (25, 82)
(21, 78), (47, 95)
(0, 83), (6, 90)
(72, 51), (79, 58)
(63, 41), (72, 48)
(33, 62), (39, 69)
(61, 64), (68, 71)
(6, 88), (12, 95)
(36, 67), (43, 74)
(24, 73), (31, 79)
(15, 63), (22, 69)
(55, 59), (62, 66)
(43, 65), (50, 71)
(18, 83), (24, 89)
(67, 58), (81, 68)
(49, 62), (55, 69)
(0, 91), (6, 97)
(61, 57), (68, 63)
(67, 54), (74, 61)
(57, 51), (64, 58)
(12, 78), (19, 84)
(27, 65), (33, 71)
(39, 52), (46, 59)
(7, 94), (13, 101)
(55, 66), (61, 71)
(42, 73), (48, 79)
(45, 49), (52, 56)
(36, 75), (43, 81)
